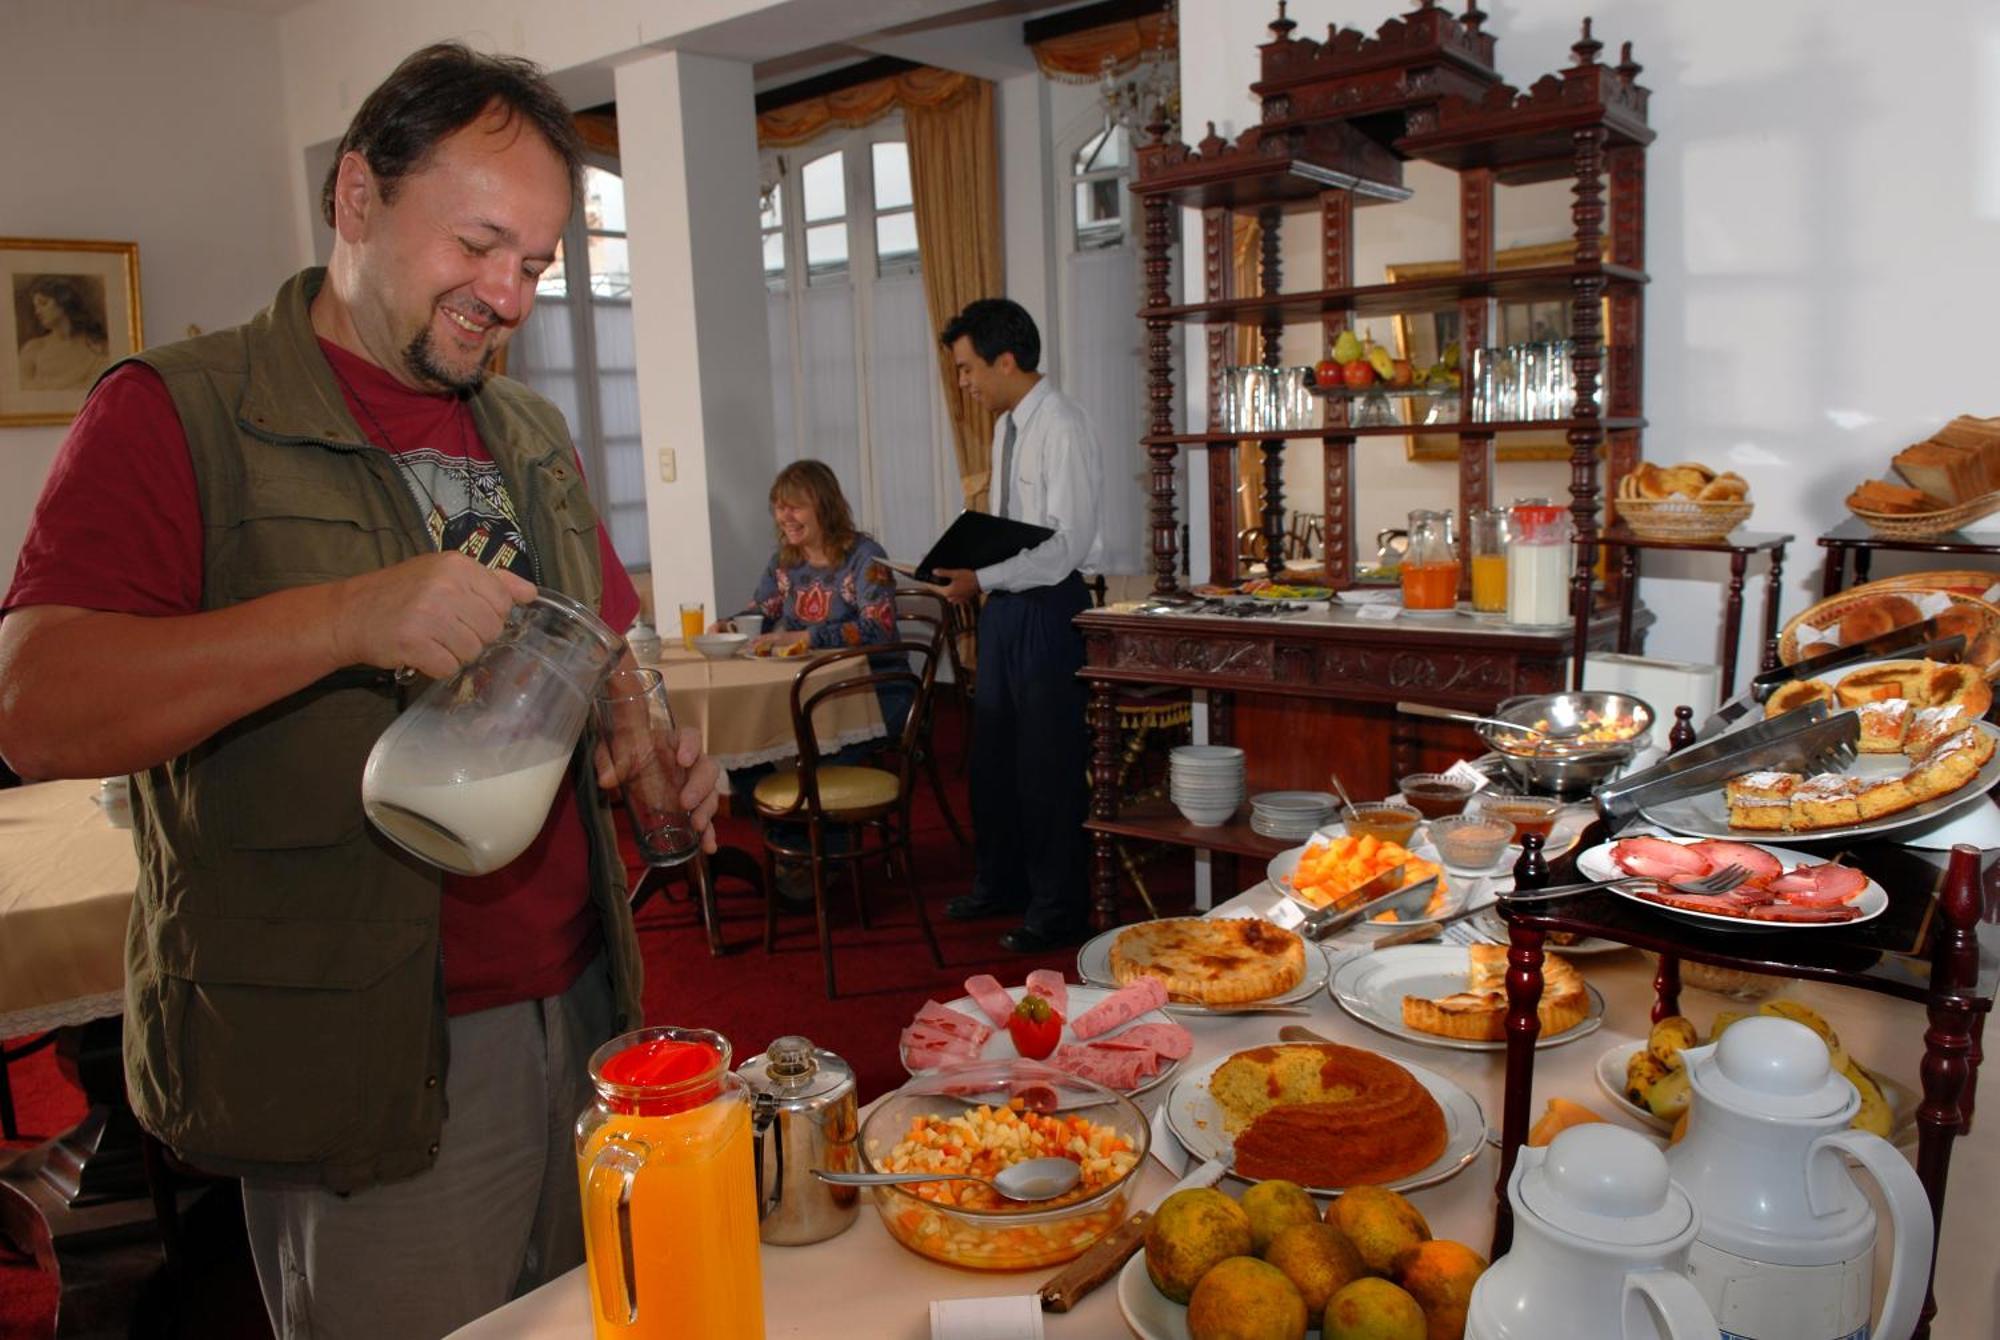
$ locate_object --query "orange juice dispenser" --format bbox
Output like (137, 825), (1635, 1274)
(576, 1027), (765, 1339)
(1399, 509), (1460, 611)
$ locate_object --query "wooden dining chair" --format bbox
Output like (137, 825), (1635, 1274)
(751, 641), (945, 997)
(893, 589), (972, 848)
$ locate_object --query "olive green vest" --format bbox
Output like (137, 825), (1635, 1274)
(118, 269), (642, 1192)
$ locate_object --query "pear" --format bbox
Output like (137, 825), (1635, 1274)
(1366, 341), (1396, 381)
(1332, 329), (1364, 365)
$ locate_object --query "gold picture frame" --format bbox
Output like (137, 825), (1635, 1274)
(0, 238), (143, 426)
(1388, 240), (1605, 462)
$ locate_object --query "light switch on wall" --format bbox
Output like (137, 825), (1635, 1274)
(657, 447), (676, 483)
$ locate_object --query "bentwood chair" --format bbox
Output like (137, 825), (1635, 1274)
(752, 641), (945, 997)
(893, 589), (972, 848)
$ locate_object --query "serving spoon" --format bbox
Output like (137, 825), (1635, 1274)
(814, 1155), (1083, 1203)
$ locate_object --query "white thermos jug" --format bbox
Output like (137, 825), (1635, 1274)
(1668, 1016), (1933, 1340)
(1467, 1123), (1720, 1340)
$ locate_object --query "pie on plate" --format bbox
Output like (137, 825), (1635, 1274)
(1106, 917), (1306, 1004)
(1401, 943), (1589, 1042)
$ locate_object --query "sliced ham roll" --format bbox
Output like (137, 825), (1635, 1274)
(1093, 1020), (1194, 1060)
(913, 1000), (992, 1044)
(1024, 969), (1069, 1017)
(1070, 978), (1168, 1039)
(1611, 836), (1712, 881)
(1686, 840), (1784, 884)
(962, 974), (1017, 1028)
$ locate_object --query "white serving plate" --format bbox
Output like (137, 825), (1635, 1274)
(1117, 1251), (1190, 1340)
(1327, 943), (1606, 1052)
(1161, 1048), (1484, 1197)
(1263, 837), (1457, 928)
(1573, 836), (1888, 934)
(1074, 919), (1331, 1013)
(1640, 721), (2000, 842)
(1594, 1039), (1918, 1147)
(899, 984), (1183, 1097)
(1467, 905), (1631, 956)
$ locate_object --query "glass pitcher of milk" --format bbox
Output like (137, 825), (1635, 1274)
(362, 589), (625, 875)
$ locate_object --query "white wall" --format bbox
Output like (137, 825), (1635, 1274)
(1180, 0), (2000, 667)
(0, 0), (295, 576)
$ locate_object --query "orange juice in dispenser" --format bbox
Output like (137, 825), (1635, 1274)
(576, 1027), (765, 1339)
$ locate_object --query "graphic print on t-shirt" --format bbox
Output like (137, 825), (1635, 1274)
(391, 446), (536, 583)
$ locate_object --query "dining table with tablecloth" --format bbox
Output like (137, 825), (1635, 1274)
(445, 875), (2000, 1340)
(643, 644), (886, 777)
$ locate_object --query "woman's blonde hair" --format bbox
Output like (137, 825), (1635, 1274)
(771, 459), (859, 569)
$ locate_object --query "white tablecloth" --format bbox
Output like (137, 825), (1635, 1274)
(0, 779), (136, 1037)
(447, 882), (1999, 1339)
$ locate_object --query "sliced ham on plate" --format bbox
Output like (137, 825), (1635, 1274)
(1069, 978), (1169, 1039)
(1023, 969), (1069, 1017)
(1091, 1021), (1194, 1061)
(962, 974), (1017, 1029)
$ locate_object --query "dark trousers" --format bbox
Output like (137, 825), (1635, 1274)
(971, 573), (1090, 934)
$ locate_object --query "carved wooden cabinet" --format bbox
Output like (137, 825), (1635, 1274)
(1082, 2), (1655, 928)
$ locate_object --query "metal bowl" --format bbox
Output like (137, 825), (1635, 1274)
(1475, 691), (1655, 797)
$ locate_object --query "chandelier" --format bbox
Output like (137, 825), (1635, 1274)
(1097, 3), (1178, 143)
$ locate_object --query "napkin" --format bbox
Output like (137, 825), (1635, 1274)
(930, 1295), (1044, 1340)
(1149, 1104), (1188, 1178)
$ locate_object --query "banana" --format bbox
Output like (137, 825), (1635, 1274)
(1710, 1010), (1750, 1040)
(1648, 1016), (1700, 1070)
(1759, 1000), (1848, 1074)
(1366, 341), (1396, 380)
(1843, 1061), (1892, 1139)
(1644, 1066), (1693, 1121)
(1625, 1048), (1670, 1104)
(1442, 340), (1461, 371)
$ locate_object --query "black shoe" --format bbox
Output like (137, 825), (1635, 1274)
(999, 924), (1080, 954)
(946, 893), (1024, 922)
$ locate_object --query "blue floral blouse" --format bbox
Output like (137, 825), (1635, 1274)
(750, 535), (897, 650)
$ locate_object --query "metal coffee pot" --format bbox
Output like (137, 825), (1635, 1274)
(740, 1035), (860, 1245)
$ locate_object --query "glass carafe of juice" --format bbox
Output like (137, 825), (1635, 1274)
(360, 589), (624, 875)
(1399, 509), (1460, 611)
(576, 1027), (765, 1340)
(1469, 507), (1510, 614)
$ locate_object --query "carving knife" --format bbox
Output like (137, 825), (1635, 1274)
(1695, 619), (1965, 740)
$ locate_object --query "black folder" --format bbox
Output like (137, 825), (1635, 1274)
(907, 511), (1054, 585)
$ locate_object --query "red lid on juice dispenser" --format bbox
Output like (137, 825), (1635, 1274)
(599, 1035), (725, 1115)
(1509, 502), (1569, 543)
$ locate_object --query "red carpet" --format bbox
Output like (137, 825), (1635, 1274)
(0, 704), (1194, 1336)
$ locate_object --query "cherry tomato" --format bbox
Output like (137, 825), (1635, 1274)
(1006, 994), (1063, 1061)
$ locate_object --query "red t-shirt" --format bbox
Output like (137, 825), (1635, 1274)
(4, 344), (640, 1016)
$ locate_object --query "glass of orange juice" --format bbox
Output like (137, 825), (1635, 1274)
(576, 1027), (765, 1339)
(1470, 507), (1509, 613)
(678, 601), (705, 651)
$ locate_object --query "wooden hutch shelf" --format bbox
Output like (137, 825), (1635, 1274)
(1143, 416), (1645, 446)
(1147, 260), (1648, 325)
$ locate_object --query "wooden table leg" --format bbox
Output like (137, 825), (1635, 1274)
(1913, 995), (1979, 1339)
(1762, 543), (1787, 651)
(1088, 680), (1120, 931)
(1853, 547), (1875, 585)
(1490, 924), (1546, 1260)
(1821, 543), (1846, 598)
(1720, 551), (1749, 697)
(1652, 952), (1682, 1023)
(1964, 1008), (1986, 1135)
(1090, 832), (1120, 933)
(1617, 546), (1638, 653)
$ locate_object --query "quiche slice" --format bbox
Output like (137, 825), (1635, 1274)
(1107, 917), (1307, 1004)
(1401, 943), (1589, 1042)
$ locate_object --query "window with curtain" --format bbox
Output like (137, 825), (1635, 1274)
(762, 119), (951, 569)
(508, 163), (648, 569)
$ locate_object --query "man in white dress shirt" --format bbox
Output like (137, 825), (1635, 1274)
(933, 299), (1102, 951)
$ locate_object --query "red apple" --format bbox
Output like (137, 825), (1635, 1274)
(1390, 358), (1415, 388)
(1313, 358), (1340, 386)
(1342, 360), (1376, 389)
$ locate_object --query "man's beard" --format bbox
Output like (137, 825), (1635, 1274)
(402, 326), (494, 393)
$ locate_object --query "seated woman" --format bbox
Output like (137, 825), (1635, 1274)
(730, 459), (910, 736)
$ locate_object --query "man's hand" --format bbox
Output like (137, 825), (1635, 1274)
(676, 726), (722, 854)
(326, 552), (537, 679)
(932, 567), (982, 606)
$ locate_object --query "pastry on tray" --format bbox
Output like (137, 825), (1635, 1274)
(1400, 944), (1588, 1042)
(1107, 917), (1306, 1004)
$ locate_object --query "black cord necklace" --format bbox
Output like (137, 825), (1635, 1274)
(327, 357), (467, 551)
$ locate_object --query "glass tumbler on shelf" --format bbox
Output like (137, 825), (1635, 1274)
(1468, 347), (1495, 422)
(1400, 508), (1460, 612)
(596, 667), (699, 868)
(1469, 507), (1510, 614)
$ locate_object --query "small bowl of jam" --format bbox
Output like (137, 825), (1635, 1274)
(1473, 793), (1562, 843)
(1340, 801), (1423, 847)
(1397, 773), (1477, 819)
(1426, 814), (1512, 871)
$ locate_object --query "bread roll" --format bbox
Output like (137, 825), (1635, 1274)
(1697, 472), (1749, 502)
(1837, 594), (1922, 646)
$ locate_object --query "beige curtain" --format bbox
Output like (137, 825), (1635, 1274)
(758, 67), (975, 149)
(907, 79), (1003, 509)
(1029, 12), (1175, 83)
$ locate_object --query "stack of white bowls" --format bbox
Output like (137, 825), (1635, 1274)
(1169, 746), (1246, 827)
(1249, 791), (1338, 840)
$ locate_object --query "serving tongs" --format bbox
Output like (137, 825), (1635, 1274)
(1591, 703), (1858, 831)
(1296, 865), (1441, 940)
(1696, 617), (1966, 740)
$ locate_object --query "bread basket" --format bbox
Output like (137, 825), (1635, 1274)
(1844, 488), (2000, 539)
(1777, 588), (2000, 667)
(1615, 496), (1754, 542)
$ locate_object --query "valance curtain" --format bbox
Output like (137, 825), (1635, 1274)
(905, 78), (1003, 509)
(1029, 12), (1175, 83)
(756, 67), (975, 149)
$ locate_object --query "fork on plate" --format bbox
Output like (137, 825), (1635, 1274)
(1495, 862), (1750, 905)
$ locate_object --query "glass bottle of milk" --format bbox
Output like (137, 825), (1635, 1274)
(1505, 500), (1573, 627)
(362, 590), (625, 875)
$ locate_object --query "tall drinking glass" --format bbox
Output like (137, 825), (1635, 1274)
(596, 668), (698, 868)
(1469, 507), (1510, 614)
(679, 602), (705, 651)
